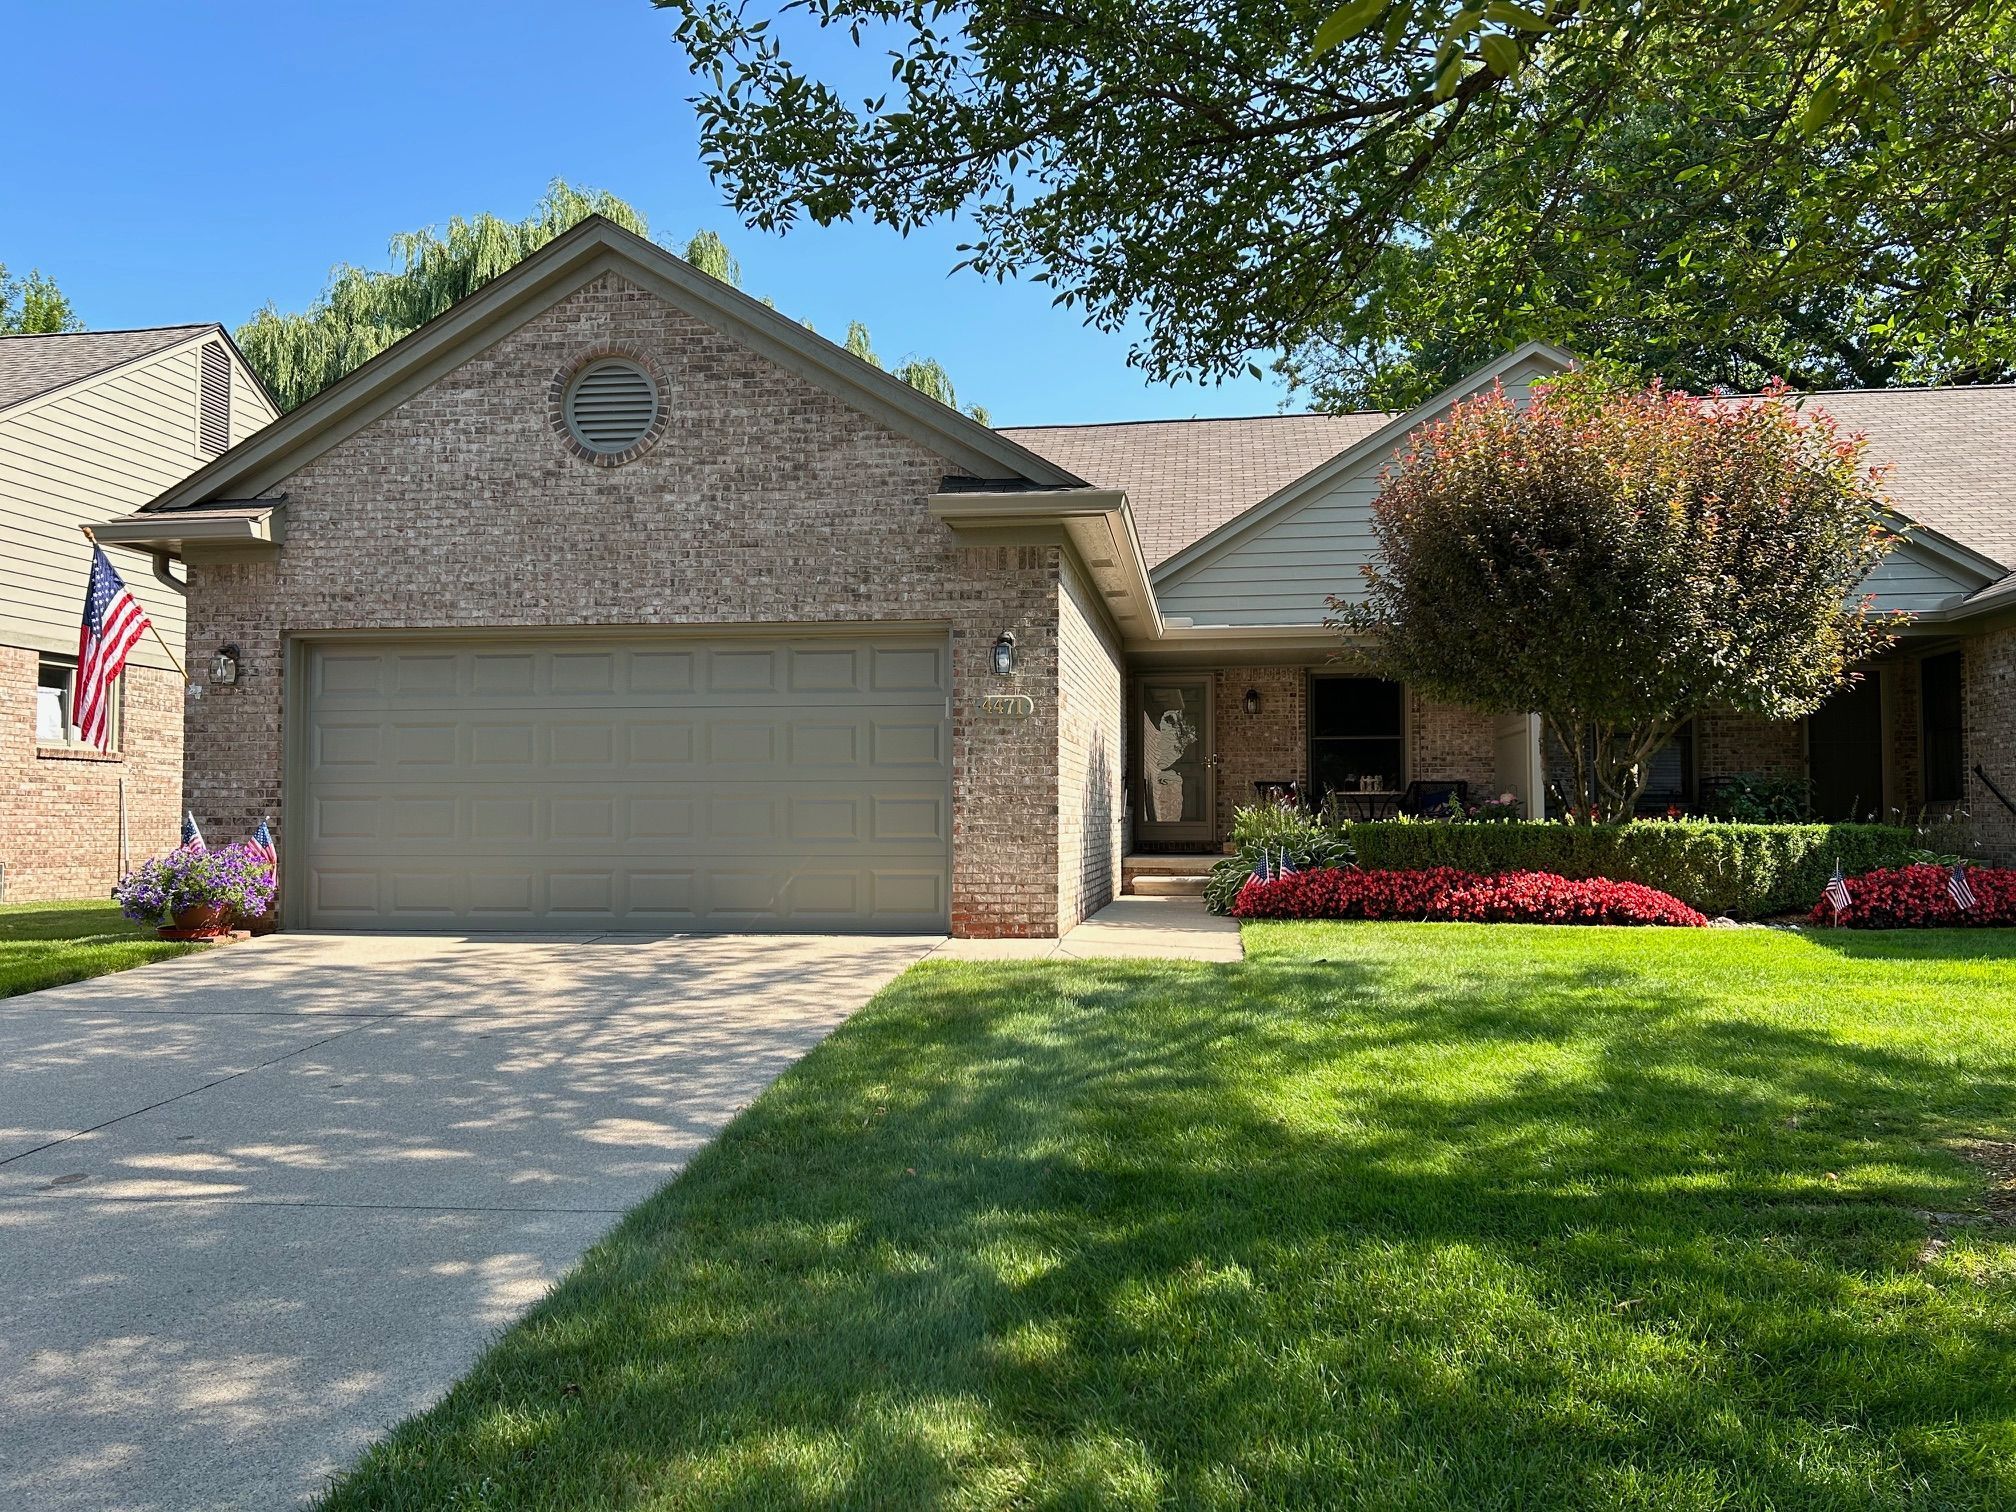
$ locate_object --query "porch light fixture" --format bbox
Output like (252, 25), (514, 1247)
(209, 643), (241, 686)
(1244, 687), (1261, 717)
(991, 631), (1017, 677)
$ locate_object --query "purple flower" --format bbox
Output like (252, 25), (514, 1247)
(113, 840), (277, 925)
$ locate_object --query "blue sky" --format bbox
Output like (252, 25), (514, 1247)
(0, 0), (1293, 426)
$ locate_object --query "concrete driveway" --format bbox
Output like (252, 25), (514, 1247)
(0, 931), (937, 1512)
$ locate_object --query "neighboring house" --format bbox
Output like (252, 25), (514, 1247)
(93, 218), (2016, 936)
(1, 325), (277, 900)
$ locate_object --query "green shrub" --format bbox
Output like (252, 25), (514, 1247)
(1206, 806), (1352, 915)
(1705, 772), (1814, 823)
(1343, 818), (1921, 919)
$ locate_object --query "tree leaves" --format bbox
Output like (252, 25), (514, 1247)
(1312, 0), (1388, 59)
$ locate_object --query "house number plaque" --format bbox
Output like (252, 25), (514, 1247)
(981, 693), (1035, 718)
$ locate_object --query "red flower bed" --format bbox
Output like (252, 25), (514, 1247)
(1808, 864), (2016, 928)
(1232, 866), (1707, 927)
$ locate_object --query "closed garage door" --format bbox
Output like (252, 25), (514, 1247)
(297, 633), (951, 932)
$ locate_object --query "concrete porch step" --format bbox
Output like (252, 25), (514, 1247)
(1130, 874), (1209, 897)
(1122, 852), (1219, 897)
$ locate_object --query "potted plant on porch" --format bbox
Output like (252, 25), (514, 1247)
(113, 842), (279, 940)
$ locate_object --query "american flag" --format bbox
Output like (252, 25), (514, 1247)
(1949, 864), (1979, 912)
(1277, 848), (1297, 878)
(181, 812), (206, 851)
(1824, 861), (1852, 916)
(248, 816), (276, 868)
(75, 545), (152, 751)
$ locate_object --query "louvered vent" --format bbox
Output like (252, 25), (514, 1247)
(197, 341), (231, 456)
(564, 360), (659, 454)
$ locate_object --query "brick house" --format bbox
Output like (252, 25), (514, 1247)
(95, 217), (2016, 935)
(0, 325), (275, 900)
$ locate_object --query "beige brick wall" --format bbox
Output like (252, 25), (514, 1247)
(1057, 555), (1123, 927)
(1409, 691), (1499, 798)
(180, 271), (1074, 936)
(1697, 710), (1807, 786)
(1965, 624), (2016, 862)
(0, 647), (182, 900)
(1212, 667), (1308, 839)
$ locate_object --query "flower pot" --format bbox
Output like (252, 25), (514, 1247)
(159, 903), (234, 940)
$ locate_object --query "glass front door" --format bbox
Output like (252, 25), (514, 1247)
(1136, 677), (1215, 844)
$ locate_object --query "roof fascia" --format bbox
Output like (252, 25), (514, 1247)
(1151, 340), (1577, 586)
(94, 502), (285, 554)
(928, 486), (1164, 642)
(144, 217), (1080, 513)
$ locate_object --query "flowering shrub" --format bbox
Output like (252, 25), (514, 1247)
(112, 841), (277, 926)
(1808, 865), (2016, 929)
(1233, 866), (1707, 927)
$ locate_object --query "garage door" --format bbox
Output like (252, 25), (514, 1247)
(297, 633), (951, 932)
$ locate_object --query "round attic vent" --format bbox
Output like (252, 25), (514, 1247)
(563, 359), (660, 455)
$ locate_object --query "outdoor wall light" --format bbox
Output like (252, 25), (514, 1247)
(991, 631), (1017, 677)
(1244, 687), (1261, 717)
(210, 643), (241, 686)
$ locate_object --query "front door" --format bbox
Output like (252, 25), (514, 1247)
(1135, 676), (1215, 846)
(1808, 674), (1886, 822)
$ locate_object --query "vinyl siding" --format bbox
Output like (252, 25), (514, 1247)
(1156, 450), (1385, 625)
(1860, 545), (1977, 613)
(0, 337), (276, 670)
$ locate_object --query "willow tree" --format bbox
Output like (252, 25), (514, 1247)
(237, 183), (993, 424)
(1336, 372), (1898, 823)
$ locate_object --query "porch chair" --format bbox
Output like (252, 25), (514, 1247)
(1399, 779), (1469, 817)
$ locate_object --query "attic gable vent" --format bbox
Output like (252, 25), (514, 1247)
(197, 341), (231, 456)
(564, 359), (660, 456)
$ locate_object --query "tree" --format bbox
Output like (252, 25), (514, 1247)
(0, 264), (80, 333)
(1333, 372), (1897, 823)
(237, 182), (994, 423)
(656, 0), (2016, 408)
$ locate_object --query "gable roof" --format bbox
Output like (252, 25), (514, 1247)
(141, 215), (1083, 514)
(1793, 385), (2016, 570)
(997, 412), (1392, 567)
(0, 324), (219, 415)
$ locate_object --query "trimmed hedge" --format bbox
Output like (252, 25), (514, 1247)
(1344, 818), (1922, 919)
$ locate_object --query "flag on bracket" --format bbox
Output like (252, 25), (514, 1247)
(76, 545), (152, 751)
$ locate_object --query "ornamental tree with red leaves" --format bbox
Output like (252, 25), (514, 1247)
(1333, 371), (1898, 823)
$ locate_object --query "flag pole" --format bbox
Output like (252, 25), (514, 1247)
(79, 525), (190, 685)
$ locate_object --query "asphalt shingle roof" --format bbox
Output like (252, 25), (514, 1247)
(0, 325), (214, 414)
(1004, 386), (2016, 576)
(1000, 413), (1393, 567)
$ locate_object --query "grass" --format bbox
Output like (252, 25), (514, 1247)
(319, 924), (2016, 1510)
(0, 899), (203, 999)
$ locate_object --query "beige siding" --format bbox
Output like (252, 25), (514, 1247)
(0, 337), (277, 670)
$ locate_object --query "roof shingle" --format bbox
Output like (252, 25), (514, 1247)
(1004, 386), (2016, 574)
(0, 325), (215, 414)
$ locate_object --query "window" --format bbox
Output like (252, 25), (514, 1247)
(197, 340), (231, 456)
(1637, 722), (1696, 811)
(1308, 676), (1404, 801)
(35, 654), (117, 751)
(1922, 651), (1964, 802)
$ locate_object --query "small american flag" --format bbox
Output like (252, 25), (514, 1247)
(1949, 864), (1979, 912)
(248, 816), (276, 868)
(181, 812), (206, 851)
(1277, 848), (1297, 878)
(1253, 850), (1275, 884)
(75, 545), (152, 751)
(1824, 861), (1852, 916)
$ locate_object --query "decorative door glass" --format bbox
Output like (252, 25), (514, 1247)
(1139, 679), (1211, 831)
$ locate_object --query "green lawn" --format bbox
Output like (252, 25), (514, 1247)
(320, 924), (2016, 1510)
(0, 900), (203, 999)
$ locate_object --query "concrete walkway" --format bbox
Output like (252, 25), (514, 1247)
(930, 896), (1244, 963)
(0, 931), (936, 1512)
